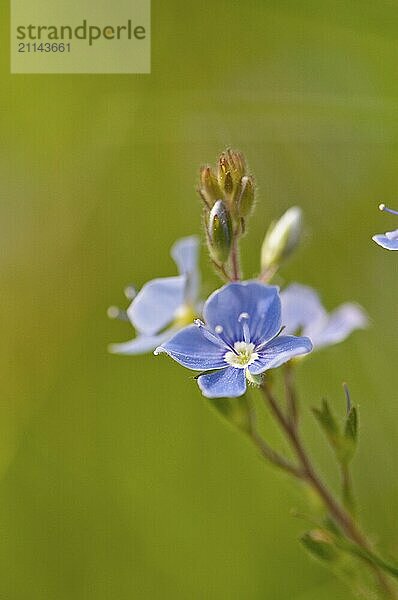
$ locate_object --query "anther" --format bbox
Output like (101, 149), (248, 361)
(124, 285), (137, 300)
(379, 203), (398, 216)
(107, 306), (129, 321)
(195, 319), (234, 351)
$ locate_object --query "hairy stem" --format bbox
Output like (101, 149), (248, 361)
(260, 380), (396, 599)
(211, 259), (231, 283)
(230, 234), (241, 281)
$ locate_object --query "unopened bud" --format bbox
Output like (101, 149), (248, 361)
(199, 166), (222, 208)
(238, 176), (255, 217)
(207, 200), (233, 264)
(301, 530), (339, 562)
(261, 206), (303, 270)
(217, 149), (246, 194)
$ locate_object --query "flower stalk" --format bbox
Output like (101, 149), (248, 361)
(259, 378), (397, 599)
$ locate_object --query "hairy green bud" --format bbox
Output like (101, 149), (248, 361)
(207, 199), (233, 264)
(261, 206), (303, 271)
(238, 175), (255, 217)
(217, 149), (246, 195)
(199, 166), (223, 208)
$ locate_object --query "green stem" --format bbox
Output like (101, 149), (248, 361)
(341, 462), (356, 515)
(283, 362), (299, 428)
(246, 401), (302, 478)
(260, 380), (397, 599)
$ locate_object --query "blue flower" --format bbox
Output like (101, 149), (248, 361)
(155, 281), (312, 398)
(109, 236), (200, 354)
(280, 283), (367, 351)
(372, 204), (398, 250)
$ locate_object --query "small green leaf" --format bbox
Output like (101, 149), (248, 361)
(345, 406), (358, 444)
(336, 407), (359, 465)
(313, 400), (358, 466)
(312, 399), (340, 446)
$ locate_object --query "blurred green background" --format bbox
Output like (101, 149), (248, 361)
(1, 1), (398, 598)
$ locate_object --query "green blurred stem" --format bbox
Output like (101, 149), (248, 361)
(260, 380), (397, 599)
(341, 463), (356, 515)
(283, 362), (299, 428)
(246, 401), (302, 478)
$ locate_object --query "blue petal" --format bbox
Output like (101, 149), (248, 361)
(171, 236), (199, 275)
(128, 276), (185, 335)
(203, 281), (281, 346)
(249, 335), (313, 374)
(109, 328), (175, 355)
(372, 230), (398, 250)
(171, 236), (200, 302)
(155, 324), (228, 370)
(307, 303), (367, 349)
(280, 284), (326, 335)
(197, 367), (246, 398)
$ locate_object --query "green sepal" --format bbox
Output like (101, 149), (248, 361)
(312, 400), (358, 466)
(238, 176), (255, 218)
(342, 406), (358, 463)
(312, 399), (340, 445)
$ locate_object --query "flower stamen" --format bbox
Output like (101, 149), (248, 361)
(107, 306), (129, 321)
(224, 341), (258, 369)
(194, 319), (236, 352)
(379, 203), (398, 216)
(238, 312), (251, 343)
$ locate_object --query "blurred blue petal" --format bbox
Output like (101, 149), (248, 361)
(155, 324), (227, 370)
(280, 284), (325, 335)
(171, 235), (200, 302)
(372, 230), (398, 250)
(307, 303), (368, 349)
(197, 367), (246, 398)
(109, 328), (175, 355)
(171, 236), (199, 275)
(281, 283), (366, 350)
(203, 281), (281, 346)
(249, 335), (313, 374)
(128, 276), (186, 335)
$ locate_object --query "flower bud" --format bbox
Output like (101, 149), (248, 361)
(217, 149), (246, 194)
(238, 176), (255, 218)
(301, 530), (339, 563)
(199, 166), (223, 208)
(261, 206), (303, 271)
(207, 200), (233, 264)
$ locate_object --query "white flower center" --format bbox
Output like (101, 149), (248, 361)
(224, 341), (258, 369)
